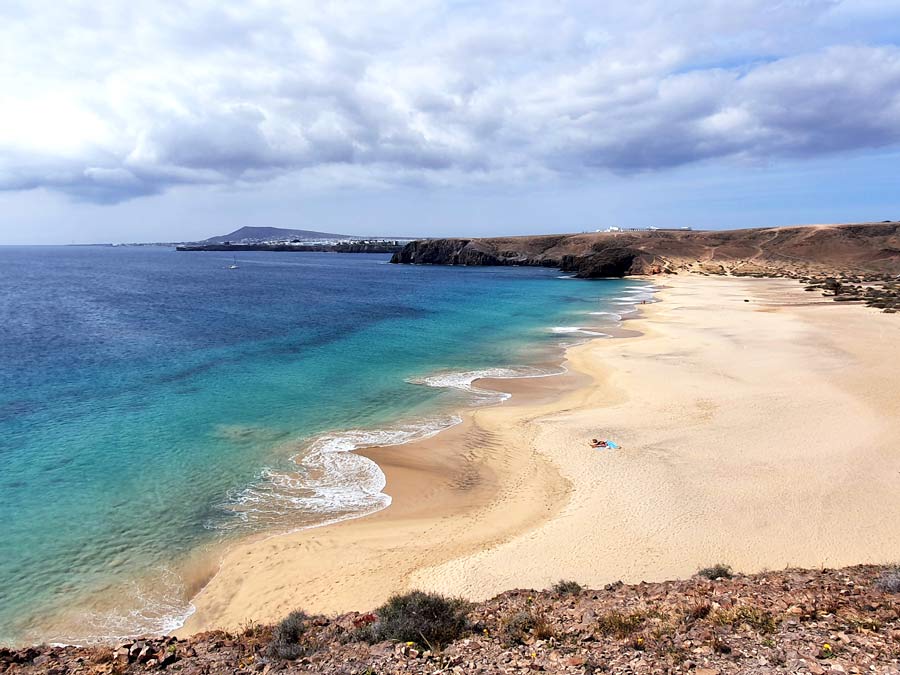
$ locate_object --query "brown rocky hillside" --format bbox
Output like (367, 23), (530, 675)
(391, 222), (900, 279)
(5, 565), (900, 674)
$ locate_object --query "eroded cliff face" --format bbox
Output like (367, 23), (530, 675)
(390, 222), (900, 279)
(558, 248), (648, 278)
(390, 239), (654, 277)
(391, 239), (505, 266)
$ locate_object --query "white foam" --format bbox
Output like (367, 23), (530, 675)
(218, 416), (461, 531)
(550, 326), (610, 337)
(588, 311), (623, 320)
(408, 366), (562, 405)
(36, 567), (195, 646)
(616, 285), (658, 304)
(556, 274), (576, 279)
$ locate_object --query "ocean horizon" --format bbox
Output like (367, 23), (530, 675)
(0, 246), (652, 645)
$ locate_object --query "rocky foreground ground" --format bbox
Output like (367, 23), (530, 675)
(5, 565), (900, 674)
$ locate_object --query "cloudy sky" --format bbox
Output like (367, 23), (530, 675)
(2, 0), (900, 243)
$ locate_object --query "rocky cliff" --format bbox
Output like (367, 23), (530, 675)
(390, 237), (655, 277)
(391, 222), (900, 278)
(6, 565), (900, 674)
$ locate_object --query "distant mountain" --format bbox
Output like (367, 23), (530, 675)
(202, 227), (353, 244)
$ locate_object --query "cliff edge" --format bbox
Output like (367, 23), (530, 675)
(390, 222), (900, 279)
(6, 565), (900, 674)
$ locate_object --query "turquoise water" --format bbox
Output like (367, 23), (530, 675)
(0, 246), (651, 644)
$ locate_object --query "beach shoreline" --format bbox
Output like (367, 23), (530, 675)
(178, 274), (900, 636)
(174, 335), (597, 635)
(174, 292), (641, 636)
(15, 273), (643, 647)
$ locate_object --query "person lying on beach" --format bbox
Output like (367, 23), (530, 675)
(590, 438), (607, 448)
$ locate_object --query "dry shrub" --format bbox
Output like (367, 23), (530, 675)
(685, 601), (712, 621)
(552, 579), (583, 596)
(698, 564), (733, 580)
(266, 610), (311, 660)
(711, 606), (777, 634)
(595, 610), (646, 638)
(500, 610), (555, 645)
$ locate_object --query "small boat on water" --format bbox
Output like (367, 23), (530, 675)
(228, 256), (239, 269)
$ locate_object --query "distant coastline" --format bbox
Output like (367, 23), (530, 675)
(176, 241), (406, 253)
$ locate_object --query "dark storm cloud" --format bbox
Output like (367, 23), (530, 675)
(1, 0), (899, 203)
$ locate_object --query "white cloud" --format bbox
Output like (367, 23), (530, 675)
(0, 0), (899, 202)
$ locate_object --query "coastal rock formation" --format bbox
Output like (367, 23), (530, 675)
(391, 221), (900, 280)
(7, 565), (900, 674)
(391, 237), (655, 278)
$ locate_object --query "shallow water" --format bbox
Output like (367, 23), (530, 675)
(0, 246), (646, 644)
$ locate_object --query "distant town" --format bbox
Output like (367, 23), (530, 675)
(168, 226), (416, 253)
(176, 240), (413, 254)
(90, 225), (697, 249)
(596, 226), (693, 233)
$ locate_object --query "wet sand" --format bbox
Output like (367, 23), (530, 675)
(180, 275), (900, 634)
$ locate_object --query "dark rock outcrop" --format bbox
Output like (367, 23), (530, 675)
(559, 248), (643, 278)
(391, 239), (655, 278)
(390, 239), (501, 266)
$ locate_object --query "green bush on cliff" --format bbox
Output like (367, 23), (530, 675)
(360, 591), (470, 648)
(552, 579), (583, 595)
(266, 610), (311, 660)
(698, 563), (733, 580)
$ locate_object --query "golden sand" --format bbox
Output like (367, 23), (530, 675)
(179, 276), (900, 634)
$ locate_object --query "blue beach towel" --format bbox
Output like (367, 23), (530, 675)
(607, 441), (620, 449)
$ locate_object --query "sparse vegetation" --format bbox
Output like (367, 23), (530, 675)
(8, 566), (899, 674)
(552, 579), (583, 595)
(698, 563), (734, 580)
(711, 605), (777, 633)
(875, 566), (900, 593)
(595, 610), (646, 638)
(685, 600), (712, 621)
(500, 610), (555, 645)
(842, 612), (882, 633)
(267, 610), (311, 660)
(360, 591), (469, 648)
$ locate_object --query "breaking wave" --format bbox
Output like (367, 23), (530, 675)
(407, 365), (564, 405)
(215, 416), (460, 532)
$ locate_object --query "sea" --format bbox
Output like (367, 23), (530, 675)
(0, 245), (654, 645)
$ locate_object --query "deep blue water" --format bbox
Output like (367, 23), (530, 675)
(0, 246), (647, 644)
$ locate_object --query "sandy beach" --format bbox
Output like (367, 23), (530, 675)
(180, 275), (900, 635)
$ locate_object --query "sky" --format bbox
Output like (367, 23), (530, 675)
(1, 0), (900, 244)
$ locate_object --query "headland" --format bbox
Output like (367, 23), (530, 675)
(391, 221), (900, 311)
